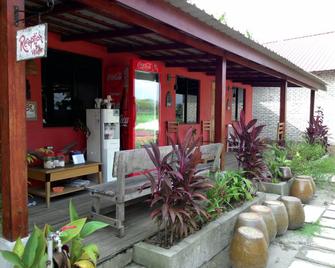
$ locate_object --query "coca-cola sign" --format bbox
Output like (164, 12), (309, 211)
(16, 23), (48, 61)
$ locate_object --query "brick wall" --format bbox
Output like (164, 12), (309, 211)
(252, 69), (335, 144)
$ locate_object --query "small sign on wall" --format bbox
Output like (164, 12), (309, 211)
(26, 101), (37, 121)
(16, 23), (48, 61)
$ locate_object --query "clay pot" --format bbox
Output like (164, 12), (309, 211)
(279, 166), (293, 180)
(296, 175), (316, 194)
(250, 205), (277, 242)
(235, 212), (269, 245)
(280, 196), (305, 230)
(290, 178), (314, 203)
(230, 226), (268, 268)
(264, 200), (289, 236)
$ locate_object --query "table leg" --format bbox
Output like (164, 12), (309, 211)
(45, 181), (51, 208)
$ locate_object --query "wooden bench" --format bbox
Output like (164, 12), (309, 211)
(87, 143), (223, 236)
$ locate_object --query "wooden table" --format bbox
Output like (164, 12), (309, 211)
(28, 162), (102, 208)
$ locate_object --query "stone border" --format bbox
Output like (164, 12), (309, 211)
(259, 178), (295, 196)
(133, 192), (266, 268)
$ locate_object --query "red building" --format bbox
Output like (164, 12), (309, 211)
(0, 0), (326, 241)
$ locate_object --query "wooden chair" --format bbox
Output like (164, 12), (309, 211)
(201, 120), (213, 144)
(277, 122), (285, 141)
(166, 121), (178, 144)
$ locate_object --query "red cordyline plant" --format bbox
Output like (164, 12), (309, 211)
(305, 108), (329, 149)
(144, 128), (213, 247)
(230, 110), (269, 182)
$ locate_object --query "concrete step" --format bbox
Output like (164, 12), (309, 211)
(323, 210), (335, 219)
(310, 236), (335, 252)
(319, 218), (335, 228)
(296, 247), (335, 267)
(304, 205), (326, 224)
(288, 259), (332, 268)
(316, 227), (335, 240)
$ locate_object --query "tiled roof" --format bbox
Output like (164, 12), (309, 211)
(264, 31), (335, 72)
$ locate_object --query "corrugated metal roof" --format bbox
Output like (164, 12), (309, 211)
(264, 32), (335, 72)
(165, 0), (327, 89)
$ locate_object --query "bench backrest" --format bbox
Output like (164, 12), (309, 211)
(112, 145), (173, 177)
(113, 143), (223, 178)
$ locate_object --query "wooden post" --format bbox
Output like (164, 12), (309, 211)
(279, 80), (287, 141)
(214, 57), (227, 170)
(0, 0), (28, 241)
(310, 89), (315, 122)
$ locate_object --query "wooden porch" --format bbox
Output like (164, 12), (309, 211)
(27, 152), (238, 264)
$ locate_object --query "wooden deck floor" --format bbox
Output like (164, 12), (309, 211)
(28, 152), (238, 264)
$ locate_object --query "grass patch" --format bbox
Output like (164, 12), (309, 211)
(298, 222), (321, 237)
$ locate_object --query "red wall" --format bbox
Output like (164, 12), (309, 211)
(25, 32), (254, 151)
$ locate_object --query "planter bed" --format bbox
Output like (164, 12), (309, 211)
(260, 177), (295, 196)
(133, 192), (266, 268)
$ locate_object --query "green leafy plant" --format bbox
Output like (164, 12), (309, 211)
(263, 144), (291, 180)
(1, 200), (108, 268)
(206, 171), (254, 219)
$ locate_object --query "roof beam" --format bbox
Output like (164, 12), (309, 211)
(108, 43), (190, 53)
(166, 62), (216, 68)
(62, 27), (152, 42)
(142, 54), (216, 61)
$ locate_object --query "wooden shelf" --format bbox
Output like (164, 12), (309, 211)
(29, 184), (96, 198)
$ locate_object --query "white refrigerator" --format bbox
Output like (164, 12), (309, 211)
(86, 109), (120, 182)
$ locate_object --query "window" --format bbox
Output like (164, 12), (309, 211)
(175, 77), (200, 123)
(231, 87), (246, 121)
(42, 50), (102, 127)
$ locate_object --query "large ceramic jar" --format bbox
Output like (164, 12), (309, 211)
(250, 205), (277, 242)
(281, 196), (305, 230)
(290, 178), (314, 203)
(296, 175), (316, 194)
(235, 212), (269, 245)
(264, 200), (289, 236)
(230, 226), (268, 268)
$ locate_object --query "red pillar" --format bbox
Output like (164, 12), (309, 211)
(279, 80), (287, 141)
(310, 89), (315, 122)
(214, 58), (227, 169)
(0, 0), (28, 241)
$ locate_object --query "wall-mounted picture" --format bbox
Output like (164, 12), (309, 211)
(26, 101), (37, 121)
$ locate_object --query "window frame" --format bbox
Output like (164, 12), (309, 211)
(175, 76), (200, 124)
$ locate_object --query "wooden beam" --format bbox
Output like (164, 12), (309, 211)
(108, 43), (189, 53)
(142, 54), (216, 61)
(0, 0), (28, 241)
(279, 80), (287, 141)
(165, 62), (216, 68)
(188, 67), (216, 73)
(62, 27), (152, 42)
(310, 90), (315, 122)
(214, 58), (227, 169)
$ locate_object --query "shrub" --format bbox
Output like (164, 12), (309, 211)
(287, 142), (326, 162)
(263, 144), (291, 179)
(231, 110), (268, 182)
(206, 171), (254, 219)
(305, 108), (329, 149)
(144, 128), (213, 247)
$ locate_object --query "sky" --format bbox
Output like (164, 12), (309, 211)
(187, 0), (335, 43)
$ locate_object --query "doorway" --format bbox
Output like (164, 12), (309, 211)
(134, 71), (160, 148)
